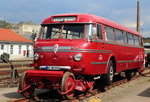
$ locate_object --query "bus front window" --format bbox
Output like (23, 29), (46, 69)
(62, 24), (84, 39)
(86, 24), (94, 40)
(40, 25), (61, 39)
(40, 24), (85, 39)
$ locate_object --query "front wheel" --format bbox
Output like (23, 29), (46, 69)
(101, 60), (114, 86)
(61, 72), (75, 99)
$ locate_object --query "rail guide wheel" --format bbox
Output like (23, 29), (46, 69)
(125, 70), (136, 81)
(18, 72), (35, 99)
(61, 71), (75, 99)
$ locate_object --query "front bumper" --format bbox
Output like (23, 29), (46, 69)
(26, 70), (64, 83)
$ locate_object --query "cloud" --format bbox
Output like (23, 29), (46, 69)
(0, 0), (149, 37)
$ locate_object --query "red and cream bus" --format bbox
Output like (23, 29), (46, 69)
(18, 13), (144, 99)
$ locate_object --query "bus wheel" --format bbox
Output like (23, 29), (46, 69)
(61, 72), (75, 99)
(125, 71), (136, 81)
(102, 60), (114, 86)
(18, 72), (35, 98)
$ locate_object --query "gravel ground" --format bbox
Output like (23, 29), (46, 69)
(84, 75), (150, 102)
(0, 75), (150, 102)
(0, 87), (21, 102)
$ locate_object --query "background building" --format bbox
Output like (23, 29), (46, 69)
(0, 28), (33, 60)
(12, 21), (40, 40)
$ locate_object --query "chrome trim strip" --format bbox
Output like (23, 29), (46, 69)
(91, 60), (144, 65)
(118, 60), (144, 63)
(94, 40), (144, 49)
(91, 62), (108, 65)
(35, 46), (112, 53)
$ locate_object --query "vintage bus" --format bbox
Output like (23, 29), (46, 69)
(18, 13), (144, 99)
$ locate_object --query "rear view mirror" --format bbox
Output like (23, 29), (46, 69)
(31, 33), (36, 41)
(31, 29), (37, 41)
(88, 35), (94, 42)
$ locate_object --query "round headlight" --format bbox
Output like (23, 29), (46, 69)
(34, 53), (39, 60)
(74, 54), (82, 61)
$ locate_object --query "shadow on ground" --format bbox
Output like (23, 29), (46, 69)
(138, 87), (150, 97)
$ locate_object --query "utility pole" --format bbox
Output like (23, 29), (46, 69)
(136, 0), (140, 32)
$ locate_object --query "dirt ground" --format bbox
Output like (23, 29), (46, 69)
(0, 76), (150, 102)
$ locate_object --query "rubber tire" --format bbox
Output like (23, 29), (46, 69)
(101, 60), (114, 86)
(19, 72), (35, 99)
(61, 72), (75, 99)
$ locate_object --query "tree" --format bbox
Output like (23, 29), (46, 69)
(0, 20), (13, 29)
(143, 37), (150, 43)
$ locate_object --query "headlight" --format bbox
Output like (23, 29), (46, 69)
(74, 54), (82, 61)
(34, 53), (39, 60)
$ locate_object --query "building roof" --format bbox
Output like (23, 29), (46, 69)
(0, 28), (32, 43)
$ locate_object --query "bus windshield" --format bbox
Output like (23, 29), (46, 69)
(40, 24), (85, 39)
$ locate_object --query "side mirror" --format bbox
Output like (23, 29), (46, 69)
(88, 35), (94, 42)
(30, 29), (37, 41)
(31, 33), (36, 41)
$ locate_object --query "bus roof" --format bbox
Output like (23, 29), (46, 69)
(42, 13), (141, 36)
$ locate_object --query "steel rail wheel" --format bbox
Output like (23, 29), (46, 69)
(125, 70), (136, 81)
(18, 72), (35, 99)
(61, 72), (75, 99)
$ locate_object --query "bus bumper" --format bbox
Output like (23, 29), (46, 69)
(26, 70), (64, 83)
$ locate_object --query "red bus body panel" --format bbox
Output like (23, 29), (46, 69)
(26, 70), (64, 83)
(18, 13), (144, 96)
(33, 13), (144, 78)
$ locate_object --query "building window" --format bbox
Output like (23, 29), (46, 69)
(19, 45), (22, 54)
(1, 45), (4, 50)
(10, 45), (13, 54)
(27, 45), (29, 50)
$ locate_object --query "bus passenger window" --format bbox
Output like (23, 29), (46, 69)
(123, 31), (128, 44)
(127, 33), (134, 45)
(134, 35), (140, 46)
(115, 29), (123, 43)
(97, 24), (102, 39)
(105, 26), (115, 41)
(139, 37), (143, 46)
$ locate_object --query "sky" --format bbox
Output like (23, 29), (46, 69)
(0, 0), (149, 37)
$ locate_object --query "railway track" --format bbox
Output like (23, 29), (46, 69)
(8, 68), (150, 102)
(0, 60), (33, 87)
(0, 60), (33, 78)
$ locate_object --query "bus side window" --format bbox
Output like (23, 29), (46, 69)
(139, 37), (143, 46)
(127, 33), (134, 45)
(134, 35), (140, 46)
(105, 26), (115, 41)
(123, 31), (128, 44)
(115, 29), (124, 43)
(97, 24), (102, 40)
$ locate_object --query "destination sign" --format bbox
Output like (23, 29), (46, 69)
(53, 16), (76, 21)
